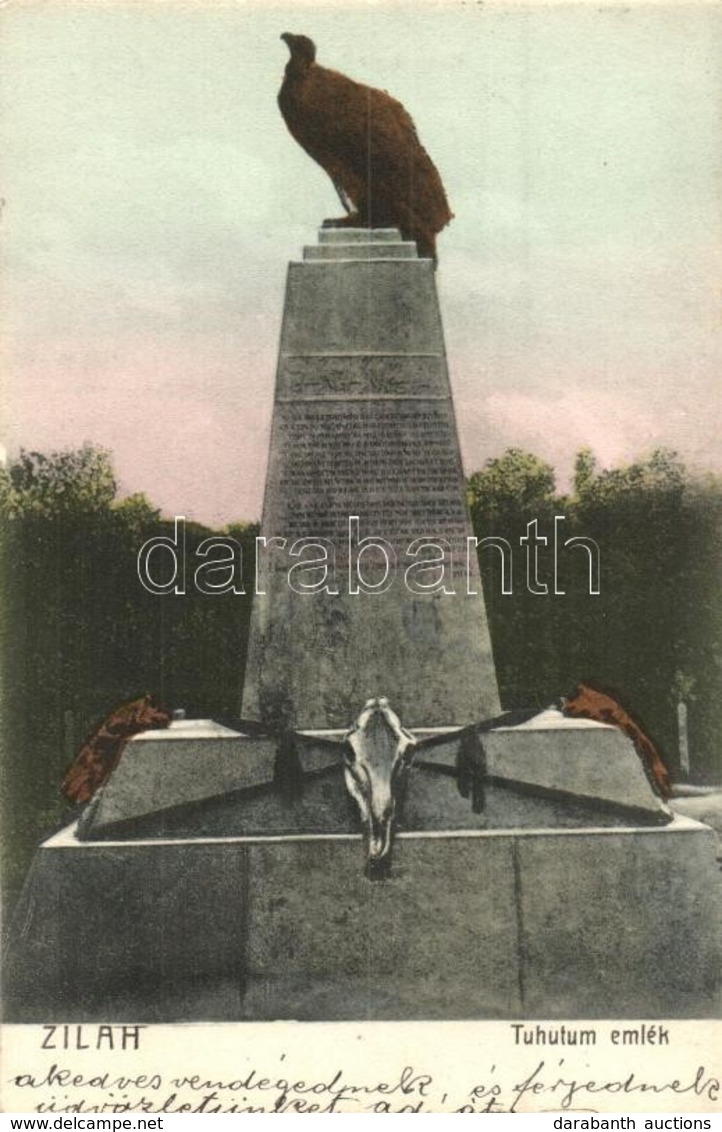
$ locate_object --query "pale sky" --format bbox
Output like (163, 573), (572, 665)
(2, 2), (721, 525)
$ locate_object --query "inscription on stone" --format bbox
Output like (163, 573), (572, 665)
(265, 399), (473, 567)
(277, 355), (446, 398)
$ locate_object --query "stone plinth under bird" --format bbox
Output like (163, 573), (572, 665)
(278, 33), (453, 264)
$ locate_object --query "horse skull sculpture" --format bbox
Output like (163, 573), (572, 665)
(342, 697), (417, 875)
(246, 696), (493, 876)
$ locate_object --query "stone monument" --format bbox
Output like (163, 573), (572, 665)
(242, 227), (499, 729)
(4, 229), (721, 1023)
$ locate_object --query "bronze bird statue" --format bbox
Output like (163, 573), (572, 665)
(278, 33), (453, 264)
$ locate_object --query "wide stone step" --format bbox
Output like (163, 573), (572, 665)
(5, 815), (719, 1021)
(318, 227), (401, 243)
(304, 241), (418, 261)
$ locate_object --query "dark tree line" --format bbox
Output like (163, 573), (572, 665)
(0, 446), (258, 912)
(467, 446), (722, 787)
(1, 442), (721, 915)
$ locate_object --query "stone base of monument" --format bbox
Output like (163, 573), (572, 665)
(3, 819), (720, 1022)
(4, 713), (721, 1022)
(70, 709), (672, 840)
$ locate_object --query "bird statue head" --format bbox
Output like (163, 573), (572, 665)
(280, 32), (317, 68)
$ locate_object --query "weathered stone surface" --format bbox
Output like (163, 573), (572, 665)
(276, 354), (444, 399)
(245, 592), (498, 729)
(669, 789), (722, 852)
(5, 816), (719, 1021)
(76, 753), (667, 843)
(77, 701), (671, 838)
(243, 835), (520, 1020)
(281, 259), (443, 354)
(304, 240), (417, 260)
(413, 709), (669, 818)
(482, 709), (670, 817)
(76, 718), (279, 837)
(242, 229), (499, 728)
(519, 820), (722, 1017)
(2, 830), (250, 1022)
(319, 227), (400, 243)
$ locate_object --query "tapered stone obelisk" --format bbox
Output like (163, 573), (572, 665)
(242, 229), (500, 729)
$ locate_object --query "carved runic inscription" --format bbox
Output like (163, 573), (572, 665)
(277, 354), (444, 398)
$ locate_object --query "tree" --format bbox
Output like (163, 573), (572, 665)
(572, 447), (597, 497)
(0, 444), (117, 518)
(0, 443), (260, 918)
(573, 447), (686, 509)
(112, 492), (162, 530)
(466, 450), (561, 710)
(563, 447), (722, 779)
(467, 448), (557, 521)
